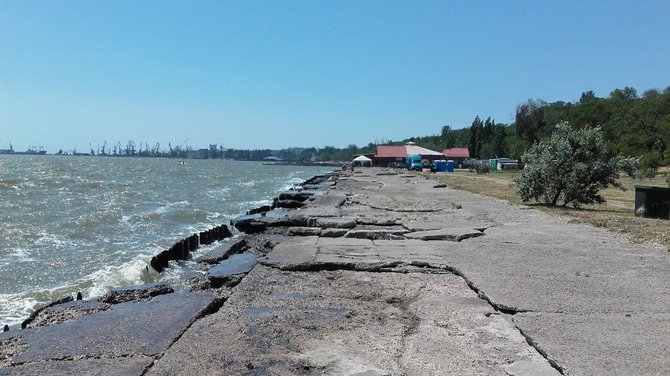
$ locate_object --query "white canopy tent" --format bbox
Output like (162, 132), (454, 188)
(352, 155), (373, 167)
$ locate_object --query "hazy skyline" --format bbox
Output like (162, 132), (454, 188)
(1, 1), (669, 152)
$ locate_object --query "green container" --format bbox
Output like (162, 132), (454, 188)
(489, 159), (497, 170)
(634, 185), (670, 219)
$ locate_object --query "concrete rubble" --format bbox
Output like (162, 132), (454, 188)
(2, 168), (669, 375)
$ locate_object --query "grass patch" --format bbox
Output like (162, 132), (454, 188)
(424, 170), (670, 250)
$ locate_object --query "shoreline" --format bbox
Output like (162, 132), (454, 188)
(0, 159), (332, 330)
(1, 170), (337, 332)
(2, 167), (670, 375)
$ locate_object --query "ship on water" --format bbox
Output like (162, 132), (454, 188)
(0, 144), (47, 155)
(0, 142), (14, 154)
(16, 146), (47, 155)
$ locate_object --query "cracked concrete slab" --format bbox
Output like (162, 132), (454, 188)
(0, 356), (153, 376)
(3, 292), (219, 366)
(147, 265), (557, 376)
(437, 236), (670, 315)
(514, 312), (670, 376)
(4, 167), (670, 375)
(404, 228), (484, 241)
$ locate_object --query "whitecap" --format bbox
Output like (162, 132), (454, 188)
(6, 248), (37, 262)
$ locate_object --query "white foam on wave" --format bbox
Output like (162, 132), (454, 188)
(5, 248), (37, 262)
(245, 199), (273, 208)
(0, 293), (40, 328)
(281, 177), (305, 192)
(83, 255), (156, 299)
(0, 249), (162, 329)
(35, 231), (68, 247)
(239, 181), (256, 188)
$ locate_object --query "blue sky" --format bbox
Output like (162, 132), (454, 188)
(1, 1), (669, 152)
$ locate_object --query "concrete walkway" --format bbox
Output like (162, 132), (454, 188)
(2, 168), (669, 375)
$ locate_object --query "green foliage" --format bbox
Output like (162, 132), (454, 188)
(537, 86), (670, 168)
(515, 123), (639, 207)
(469, 116), (483, 158)
(214, 85), (668, 168)
(467, 116), (509, 159)
(515, 99), (547, 143)
(476, 164), (491, 174)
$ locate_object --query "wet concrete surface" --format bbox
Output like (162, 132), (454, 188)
(1, 292), (220, 373)
(2, 168), (670, 375)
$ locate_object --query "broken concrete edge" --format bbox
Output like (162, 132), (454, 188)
(423, 259), (568, 374)
(348, 200), (446, 213)
(20, 296), (74, 329)
(161, 293), (227, 346)
(3, 292), (228, 370)
(231, 173), (342, 235)
(196, 238), (249, 264)
(101, 284), (175, 304)
(513, 321), (569, 376)
(207, 253), (259, 288)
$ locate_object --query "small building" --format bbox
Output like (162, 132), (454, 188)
(442, 148), (470, 165)
(374, 145), (407, 167)
(374, 143), (444, 167)
(405, 143), (444, 162)
(263, 156), (283, 162)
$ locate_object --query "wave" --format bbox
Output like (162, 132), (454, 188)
(2, 248), (38, 263)
(0, 158), (334, 328)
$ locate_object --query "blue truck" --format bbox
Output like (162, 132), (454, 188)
(405, 154), (423, 170)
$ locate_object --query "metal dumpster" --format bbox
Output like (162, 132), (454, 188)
(634, 185), (670, 219)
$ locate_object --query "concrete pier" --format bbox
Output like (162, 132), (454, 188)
(2, 168), (669, 375)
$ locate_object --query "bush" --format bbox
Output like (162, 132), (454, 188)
(515, 122), (639, 207)
(475, 164), (491, 174)
(464, 159), (492, 174)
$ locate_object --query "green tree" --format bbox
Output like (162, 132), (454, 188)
(468, 116), (483, 158)
(515, 99), (546, 144)
(515, 122), (638, 207)
(579, 90), (596, 104)
(491, 124), (507, 157)
(442, 125), (456, 149)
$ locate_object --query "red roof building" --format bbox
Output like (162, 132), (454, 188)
(374, 146), (407, 167)
(442, 148), (470, 164)
(374, 144), (444, 167)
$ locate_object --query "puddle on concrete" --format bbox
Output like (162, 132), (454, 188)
(305, 307), (348, 316)
(272, 291), (311, 300)
(208, 253), (258, 278)
(265, 210), (289, 219)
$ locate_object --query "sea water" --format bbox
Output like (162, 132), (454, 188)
(0, 155), (333, 329)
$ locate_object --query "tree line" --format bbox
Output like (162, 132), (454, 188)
(383, 85), (670, 169)
(71, 85), (668, 166)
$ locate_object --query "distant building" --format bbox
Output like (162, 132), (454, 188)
(374, 143), (444, 167)
(263, 156), (283, 161)
(374, 145), (407, 167)
(442, 148), (470, 165)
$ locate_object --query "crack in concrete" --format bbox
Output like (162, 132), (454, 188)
(348, 199), (445, 213)
(263, 258), (569, 375)
(139, 294), (227, 375)
(514, 325), (567, 375)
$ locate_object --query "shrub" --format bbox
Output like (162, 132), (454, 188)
(475, 164), (491, 174)
(515, 122), (639, 207)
